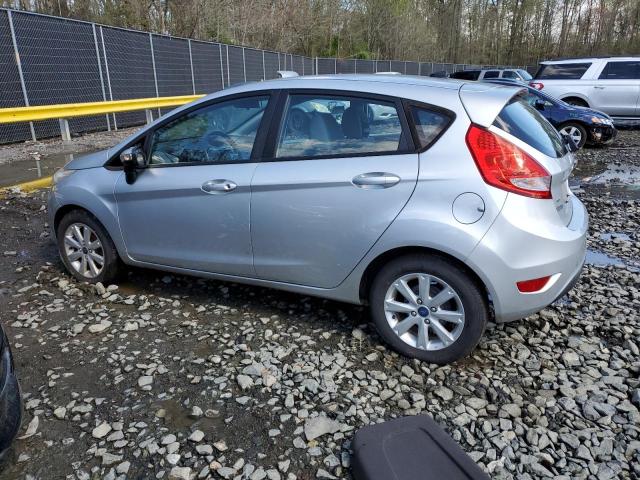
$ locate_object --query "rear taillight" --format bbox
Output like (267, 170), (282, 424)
(529, 81), (544, 90)
(466, 125), (552, 199)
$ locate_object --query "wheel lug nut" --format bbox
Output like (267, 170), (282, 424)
(411, 311), (417, 316)
(417, 298), (422, 304)
(431, 307), (437, 312)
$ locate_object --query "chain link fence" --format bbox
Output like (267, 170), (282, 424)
(0, 8), (534, 144)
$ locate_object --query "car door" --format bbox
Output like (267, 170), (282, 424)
(114, 93), (274, 276)
(250, 91), (419, 289)
(592, 61), (640, 116)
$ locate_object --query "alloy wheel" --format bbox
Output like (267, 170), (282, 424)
(63, 223), (104, 279)
(383, 273), (465, 351)
(560, 125), (583, 146)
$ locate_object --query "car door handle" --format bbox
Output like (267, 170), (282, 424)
(352, 172), (401, 189)
(594, 86), (605, 89)
(201, 179), (237, 194)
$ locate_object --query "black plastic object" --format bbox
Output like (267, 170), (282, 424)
(352, 415), (490, 480)
(0, 324), (22, 463)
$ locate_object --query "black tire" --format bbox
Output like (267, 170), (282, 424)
(562, 97), (588, 108)
(369, 254), (488, 364)
(56, 209), (121, 284)
(559, 122), (588, 149)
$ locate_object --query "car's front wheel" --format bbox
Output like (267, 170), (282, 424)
(56, 209), (121, 284)
(369, 254), (488, 364)
(559, 122), (587, 149)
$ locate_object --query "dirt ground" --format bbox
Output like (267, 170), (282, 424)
(0, 131), (638, 480)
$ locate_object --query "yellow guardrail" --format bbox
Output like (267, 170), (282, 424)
(0, 94), (206, 194)
(0, 94), (205, 143)
(0, 95), (204, 124)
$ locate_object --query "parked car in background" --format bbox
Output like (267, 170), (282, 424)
(0, 323), (22, 463)
(484, 78), (616, 148)
(530, 57), (640, 122)
(450, 69), (532, 82)
(48, 74), (587, 364)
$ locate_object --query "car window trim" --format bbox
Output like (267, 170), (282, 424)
(105, 90), (280, 169)
(401, 100), (456, 154)
(260, 88), (417, 163)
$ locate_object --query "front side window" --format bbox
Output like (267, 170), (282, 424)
(599, 61), (640, 80)
(149, 96), (269, 165)
(275, 94), (405, 159)
(493, 97), (567, 158)
(534, 63), (591, 80)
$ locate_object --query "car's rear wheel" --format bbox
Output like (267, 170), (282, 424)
(369, 254), (488, 364)
(559, 122), (587, 149)
(57, 210), (121, 284)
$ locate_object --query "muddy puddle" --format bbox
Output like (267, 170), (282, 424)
(585, 249), (640, 272)
(0, 149), (100, 187)
(150, 398), (226, 433)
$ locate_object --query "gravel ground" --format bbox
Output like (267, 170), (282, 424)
(0, 131), (639, 480)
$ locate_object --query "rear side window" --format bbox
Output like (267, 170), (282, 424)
(599, 61), (640, 80)
(534, 63), (591, 80)
(501, 70), (519, 79)
(409, 107), (452, 149)
(483, 70), (500, 79)
(275, 94), (406, 159)
(493, 98), (567, 158)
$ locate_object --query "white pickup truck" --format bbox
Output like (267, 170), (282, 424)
(530, 57), (640, 122)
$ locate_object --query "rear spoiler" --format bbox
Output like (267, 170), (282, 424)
(458, 83), (526, 128)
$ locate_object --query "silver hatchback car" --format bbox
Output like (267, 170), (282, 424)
(48, 75), (588, 364)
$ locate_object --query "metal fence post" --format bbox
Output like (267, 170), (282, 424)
(315, 57), (318, 75)
(59, 119), (71, 143)
(99, 26), (117, 130)
(242, 47), (247, 82)
(188, 39), (196, 94)
(92, 23), (110, 131)
(7, 10), (36, 142)
(149, 33), (160, 118)
(262, 50), (266, 80)
(226, 45), (230, 86)
(219, 44), (225, 88)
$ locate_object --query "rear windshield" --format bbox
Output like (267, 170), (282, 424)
(493, 97), (567, 158)
(534, 63), (591, 80)
(517, 69), (533, 80)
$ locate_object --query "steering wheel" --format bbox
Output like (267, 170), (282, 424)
(205, 131), (240, 162)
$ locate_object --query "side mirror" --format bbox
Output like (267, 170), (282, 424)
(534, 99), (545, 111)
(120, 147), (146, 184)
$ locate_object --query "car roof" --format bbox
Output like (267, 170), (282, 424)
(541, 56), (640, 64)
(107, 74), (525, 156)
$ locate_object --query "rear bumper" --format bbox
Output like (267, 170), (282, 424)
(0, 329), (22, 461)
(467, 194), (588, 322)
